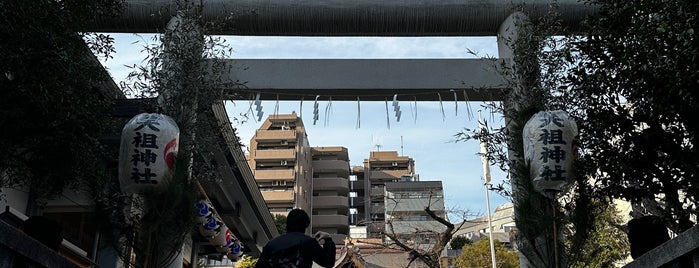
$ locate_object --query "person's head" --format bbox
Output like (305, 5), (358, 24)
(286, 208), (310, 233)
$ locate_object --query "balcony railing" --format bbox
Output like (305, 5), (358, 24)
(255, 169), (295, 180)
(313, 196), (349, 209)
(262, 191), (294, 203)
(367, 170), (408, 180)
(370, 188), (384, 197)
(254, 149), (295, 160)
(254, 129), (296, 140)
(313, 177), (349, 193)
(312, 215), (349, 230)
(312, 160), (349, 176)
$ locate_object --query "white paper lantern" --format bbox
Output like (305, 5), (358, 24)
(195, 200), (214, 224)
(523, 110), (578, 196)
(226, 242), (244, 261)
(210, 225), (233, 247)
(199, 216), (222, 238)
(118, 113), (179, 195)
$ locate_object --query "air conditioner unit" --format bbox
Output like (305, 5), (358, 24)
(281, 126), (290, 130)
(281, 160), (288, 165)
(391, 162), (398, 166)
(281, 140), (289, 145)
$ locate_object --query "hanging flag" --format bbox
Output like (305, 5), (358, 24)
(478, 111), (491, 184)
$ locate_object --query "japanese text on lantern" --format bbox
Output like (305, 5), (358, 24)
(130, 115), (162, 184)
(523, 110), (577, 195)
(536, 112), (567, 182)
(118, 113), (179, 195)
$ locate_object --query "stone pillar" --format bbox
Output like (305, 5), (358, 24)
(497, 12), (565, 268)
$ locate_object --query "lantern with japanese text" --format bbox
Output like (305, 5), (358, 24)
(200, 216), (223, 238)
(215, 229), (237, 254)
(523, 110), (578, 197)
(226, 242), (244, 261)
(119, 113), (179, 195)
(195, 200), (214, 223)
(210, 225), (233, 247)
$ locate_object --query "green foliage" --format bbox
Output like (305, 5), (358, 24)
(236, 255), (258, 268)
(94, 154), (199, 268)
(565, 200), (630, 268)
(455, 238), (520, 268)
(110, 1), (244, 266)
(561, 0), (699, 233)
(0, 0), (123, 211)
(449, 235), (472, 250)
(274, 214), (287, 234)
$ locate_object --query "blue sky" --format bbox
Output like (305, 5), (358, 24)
(100, 34), (510, 220)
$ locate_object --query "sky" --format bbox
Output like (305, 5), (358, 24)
(100, 34), (510, 220)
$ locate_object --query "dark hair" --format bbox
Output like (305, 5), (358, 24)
(286, 208), (310, 233)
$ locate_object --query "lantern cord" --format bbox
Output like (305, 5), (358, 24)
(553, 197), (560, 268)
(385, 98), (391, 129)
(356, 97), (361, 129)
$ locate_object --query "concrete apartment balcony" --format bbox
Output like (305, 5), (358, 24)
(253, 148), (295, 160)
(262, 191), (294, 203)
(313, 159), (350, 177)
(255, 169), (295, 180)
(368, 169), (408, 180)
(313, 196), (349, 210)
(312, 215), (349, 231)
(313, 177), (349, 194)
(312, 146), (349, 161)
(369, 187), (384, 197)
(254, 129), (296, 141)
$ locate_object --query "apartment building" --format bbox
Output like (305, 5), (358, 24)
(248, 113), (313, 215)
(311, 146), (350, 243)
(384, 181), (446, 251)
(362, 151), (416, 238)
(248, 114), (351, 244)
(349, 166), (367, 227)
(453, 202), (515, 245)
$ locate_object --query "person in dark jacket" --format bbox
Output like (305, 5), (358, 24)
(255, 208), (336, 268)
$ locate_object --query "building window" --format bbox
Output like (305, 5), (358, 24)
(349, 175), (357, 181)
(349, 192), (357, 198)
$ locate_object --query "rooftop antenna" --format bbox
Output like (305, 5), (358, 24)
(372, 133), (383, 152)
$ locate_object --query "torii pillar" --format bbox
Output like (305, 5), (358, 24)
(498, 12), (565, 268)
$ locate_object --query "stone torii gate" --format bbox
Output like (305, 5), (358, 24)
(97, 1), (596, 267)
(96, 0), (595, 102)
